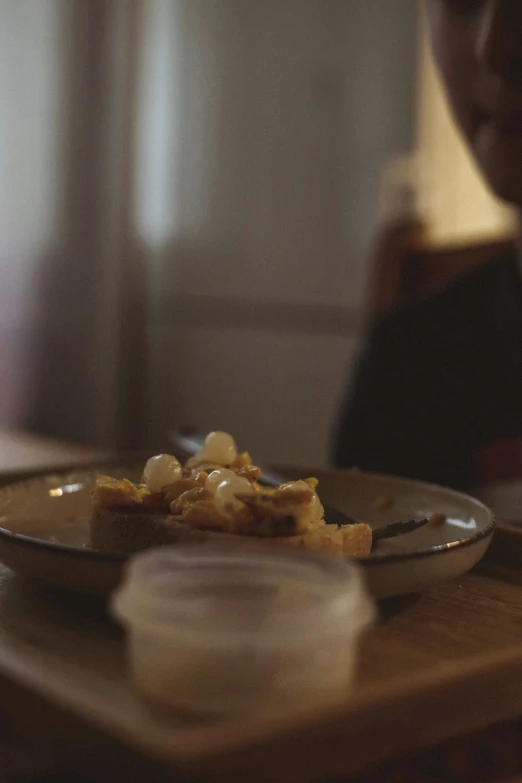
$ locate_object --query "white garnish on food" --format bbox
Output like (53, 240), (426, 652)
(281, 480), (311, 494)
(205, 468), (237, 495)
(214, 476), (252, 517)
(281, 481), (324, 520)
(198, 431), (237, 466)
(143, 454), (182, 492)
(311, 493), (324, 520)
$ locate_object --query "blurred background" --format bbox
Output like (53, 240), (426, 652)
(0, 0), (516, 467)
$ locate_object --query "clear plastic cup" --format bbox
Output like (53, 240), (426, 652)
(112, 541), (374, 718)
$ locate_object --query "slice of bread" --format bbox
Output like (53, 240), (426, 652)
(90, 465), (372, 558)
(90, 506), (214, 556)
(282, 522), (373, 558)
(90, 505), (372, 558)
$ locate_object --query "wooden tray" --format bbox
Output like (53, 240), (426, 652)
(1, 525), (522, 782)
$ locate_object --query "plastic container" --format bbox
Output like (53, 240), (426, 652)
(112, 542), (375, 718)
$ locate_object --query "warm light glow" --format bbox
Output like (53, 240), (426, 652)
(416, 11), (517, 246)
(48, 483), (83, 498)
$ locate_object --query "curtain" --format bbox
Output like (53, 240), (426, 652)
(0, 0), (147, 449)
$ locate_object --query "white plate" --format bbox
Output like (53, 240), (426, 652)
(0, 465), (494, 599)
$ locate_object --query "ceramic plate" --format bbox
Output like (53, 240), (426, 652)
(0, 464), (494, 599)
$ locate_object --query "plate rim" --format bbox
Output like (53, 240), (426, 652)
(0, 526), (125, 562)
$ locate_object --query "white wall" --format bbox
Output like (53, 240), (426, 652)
(0, 0), (418, 460)
(151, 326), (358, 467)
(142, 0), (419, 466)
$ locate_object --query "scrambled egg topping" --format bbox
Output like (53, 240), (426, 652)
(94, 467), (320, 538)
(93, 433), (372, 557)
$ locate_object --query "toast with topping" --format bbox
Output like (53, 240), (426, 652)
(90, 431), (372, 558)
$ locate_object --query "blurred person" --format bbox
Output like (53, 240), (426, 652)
(335, 0), (522, 490)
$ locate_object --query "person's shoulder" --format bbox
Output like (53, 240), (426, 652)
(370, 253), (516, 350)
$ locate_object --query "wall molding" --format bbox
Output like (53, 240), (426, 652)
(155, 294), (364, 336)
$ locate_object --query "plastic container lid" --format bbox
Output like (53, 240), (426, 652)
(113, 541), (374, 645)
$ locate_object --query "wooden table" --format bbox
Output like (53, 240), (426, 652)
(0, 429), (111, 480)
(0, 435), (521, 782)
(0, 429), (111, 781)
(0, 535), (521, 782)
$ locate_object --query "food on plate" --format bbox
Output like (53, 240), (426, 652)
(91, 431), (372, 558)
(428, 512), (446, 526)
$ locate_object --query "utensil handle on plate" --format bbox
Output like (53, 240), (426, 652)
(373, 517), (429, 541)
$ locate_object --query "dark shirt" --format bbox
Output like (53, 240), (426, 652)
(334, 253), (522, 490)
